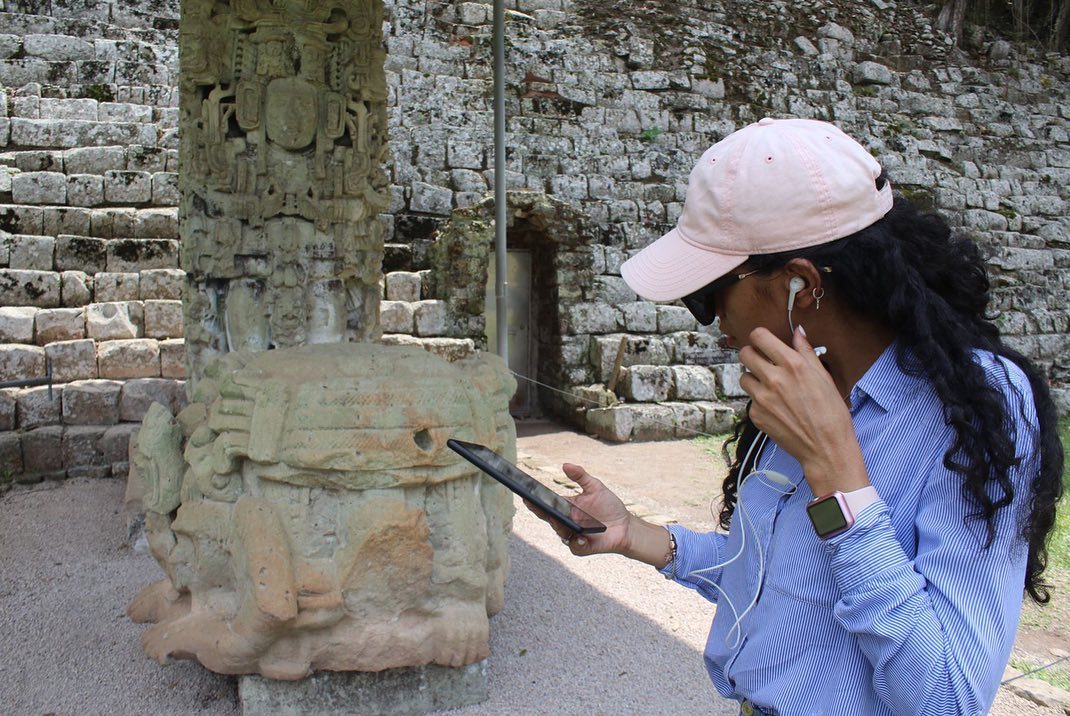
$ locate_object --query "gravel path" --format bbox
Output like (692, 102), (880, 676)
(0, 425), (1064, 715)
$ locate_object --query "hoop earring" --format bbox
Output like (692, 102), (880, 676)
(812, 287), (825, 310)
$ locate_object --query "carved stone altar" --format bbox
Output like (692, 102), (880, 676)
(128, 343), (516, 679)
(129, 1), (518, 704)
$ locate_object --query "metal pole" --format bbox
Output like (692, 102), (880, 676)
(493, 0), (508, 363)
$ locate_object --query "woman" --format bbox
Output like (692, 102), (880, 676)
(541, 118), (1064, 715)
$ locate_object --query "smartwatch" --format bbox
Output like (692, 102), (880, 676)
(806, 486), (880, 539)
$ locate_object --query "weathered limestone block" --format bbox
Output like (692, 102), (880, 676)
(159, 338), (186, 379)
(667, 401), (706, 439)
(21, 425), (64, 479)
(0, 432), (21, 477)
(0, 391), (15, 431)
(119, 378), (183, 422)
(45, 338), (97, 382)
(671, 365), (717, 401)
(564, 302), (621, 334)
(694, 401), (737, 436)
(414, 300), (448, 337)
(62, 379), (122, 425)
(630, 404), (677, 441)
(0, 269), (61, 307)
(15, 385), (63, 430)
(712, 363), (747, 398)
(67, 174), (105, 206)
(60, 271), (92, 306)
(97, 339), (160, 379)
(380, 300), (416, 334)
(55, 235), (107, 273)
(11, 170), (67, 204)
(94, 273), (140, 302)
(0, 306), (38, 343)
(64, 146), (125, 174)
(127, 344), (516, 680)
(101, 423), (140, 472)
(669, 331), (730, 365)
(620, 365), (673, 402)
(7, 234), (55, 270)
(35, 307), (85, 344)
(143, 300), (183, 338)
(586, 405), (634, 442)
(852, 61), (894, 85)
(656, 306), (697, 333)
(86, 302), (141, 340)
(0, 344), (46, 382)
(139, 269), (184, 300)
(104, 170), (152, 204)
(385, 271), (423, 302)
(63, 425), (111, 476)
(106, 239), (179, 272)
(620, 302), (657, 332)
(590, 334), (671, 383)
(378, 335), (477, 362)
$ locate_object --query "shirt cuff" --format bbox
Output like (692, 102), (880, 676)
(823, 500), (911, 595)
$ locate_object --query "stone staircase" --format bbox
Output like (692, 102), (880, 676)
(0, 1), (183, 483)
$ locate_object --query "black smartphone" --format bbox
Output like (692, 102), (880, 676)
(447, 439), (607, 534)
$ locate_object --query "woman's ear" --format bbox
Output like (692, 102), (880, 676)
(783, 258), (824, 310)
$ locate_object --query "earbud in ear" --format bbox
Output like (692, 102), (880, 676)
(787, 277), (806, 311)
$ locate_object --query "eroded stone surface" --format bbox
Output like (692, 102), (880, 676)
(179, 0), (391, 377)
(127, 343), (516, 679)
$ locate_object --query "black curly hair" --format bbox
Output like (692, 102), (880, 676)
(717, 192), (1064, 604)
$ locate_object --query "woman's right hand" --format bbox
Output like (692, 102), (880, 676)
(524, 463), (637, 558)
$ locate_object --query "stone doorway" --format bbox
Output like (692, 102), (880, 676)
(428, 191), (600, 425)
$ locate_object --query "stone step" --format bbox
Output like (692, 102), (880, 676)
(0, 5), (178, 38)
(4, 117), (165, 150)
(584, 401), (737, 443)
(4, 169), (178, 207)
(0, 205), (178, 240)
(0, 375), (187, 434)
(5, 94), (176, 126)
(0, 144), (177, 175)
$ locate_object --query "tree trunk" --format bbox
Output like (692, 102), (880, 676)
(1054, 0), (1070, 50)
(937, 0), (970, 45)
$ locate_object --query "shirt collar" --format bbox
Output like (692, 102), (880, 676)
(848, 340), (923, 414)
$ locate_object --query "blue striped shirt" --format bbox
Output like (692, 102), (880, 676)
(662, 343), (1040, 715)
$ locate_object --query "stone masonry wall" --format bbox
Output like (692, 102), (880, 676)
(2, 0), (1069, 478)
(0, 0), (185, 484)
(380, 0), (1070, 438)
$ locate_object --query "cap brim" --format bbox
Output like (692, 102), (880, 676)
(620, 227), (749, 302)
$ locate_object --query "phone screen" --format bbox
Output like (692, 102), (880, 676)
(447, 439), (607, 534)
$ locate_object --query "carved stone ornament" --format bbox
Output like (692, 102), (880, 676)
(179, 0), (392, 377)
(127, 343), (517, 679)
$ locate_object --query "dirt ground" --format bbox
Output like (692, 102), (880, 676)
(515, 418), (1070, 704)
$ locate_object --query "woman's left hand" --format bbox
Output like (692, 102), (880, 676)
(737, 326), (870, 496)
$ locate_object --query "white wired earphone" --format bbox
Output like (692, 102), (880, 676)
(788, 275), (827, 357)
(683, 276), (824, 648)
(684, 429), (795, 648)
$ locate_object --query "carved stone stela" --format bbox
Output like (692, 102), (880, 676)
(179, 0), (391, 377)
(128, 344), (517, 678)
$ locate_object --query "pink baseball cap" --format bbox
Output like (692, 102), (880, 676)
(620, 117), (894, 301)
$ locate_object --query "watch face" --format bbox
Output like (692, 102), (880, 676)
(807, 495), (850, 537)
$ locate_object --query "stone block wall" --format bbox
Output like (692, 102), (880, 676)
(1, 0), (185, 484)
(380, 0), (1070, 436)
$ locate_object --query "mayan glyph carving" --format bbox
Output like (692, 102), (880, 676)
(179, 0), (390, 377)
(128, 343), (517, 678)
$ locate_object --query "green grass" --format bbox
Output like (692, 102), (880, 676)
(692, 433), (732, 466)
(1009, 655), (1070, 691)
(1013, 417), (1070, 690)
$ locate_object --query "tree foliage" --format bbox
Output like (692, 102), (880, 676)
(937, 0), (1070, 53)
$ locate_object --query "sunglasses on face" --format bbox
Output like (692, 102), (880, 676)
(681, 269), (759, 325)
